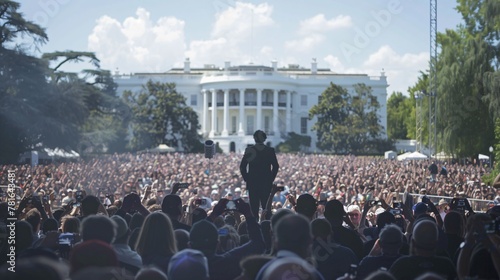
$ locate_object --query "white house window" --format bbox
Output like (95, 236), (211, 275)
(301, 117), (308, 134)
(190, 94), (198, 106)
(301, 95), (307, 106)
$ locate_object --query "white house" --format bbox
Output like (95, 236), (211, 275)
(114, 59), (388, 153)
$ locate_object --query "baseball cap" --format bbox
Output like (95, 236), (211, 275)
(235, 188), (241, 193)
(168, 249), (209, 280)
(211, 190), (218, 195)
(413, 202), (428, 216)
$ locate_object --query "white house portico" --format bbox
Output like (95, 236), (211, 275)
(114, 59), (388, 153)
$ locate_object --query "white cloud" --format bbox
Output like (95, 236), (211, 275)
(212, 2), (274, 42)
(362, 45), (428, 94)
(298, 14), (352, 35)
(324, 46), (429, 94)
(284, 34), (324, 52)
(185, 2), (276, 66)
(88, 8), (186, 73)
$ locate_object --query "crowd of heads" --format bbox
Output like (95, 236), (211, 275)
(0, 152), (499, 279)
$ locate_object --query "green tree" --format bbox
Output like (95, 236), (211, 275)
(437, 24), (494, 157)
(0, 1), (88, 163)
(309, 83), (386, 154)
(276, 132), (311, 153)
(0, 0), (47, 49)
(387, 92), (410, 140)
(42, 52), (130, 154)
(123, 80), (201, 152)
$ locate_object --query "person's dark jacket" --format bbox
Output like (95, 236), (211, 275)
(206, 216), (265, 280)
(331, 224), (364, 260)
(239, 144), (279, 186)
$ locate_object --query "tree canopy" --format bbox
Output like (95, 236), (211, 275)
(309, 83), (389, 154)
(123, 80), (202, 152)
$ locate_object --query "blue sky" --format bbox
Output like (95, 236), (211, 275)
(17, 0), (464, 95)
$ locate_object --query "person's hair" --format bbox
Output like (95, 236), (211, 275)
(161, 195), (182, 218)
(15, 220), (34, 254)
(260, 257), (317, 280)
(128, 227), (140, 251)
(223, 214), (235, 227)
(135, 266), (168, 280)
(365, 270), (397, 280)
(274, 214), (312, 258)
(146, 198), (157, 207)
(443, 210), (464, 237)
(81, 195), (100, 216)
(193, 208), (208, 225)
(174, 229), (190, 251)
(42, 218), (58, 234)
(0, 257), (65, 280)
(213, 216), (225, 228)
(253, 130), (267, 143)
(411, 220), (438, 254)
(217, 225), (239, 253)
(69, 240), (118, 276)
(311, 218), (332, 240)
(270, 208), (294, 231)
(324, 200), (345, 224)
(135, 212), (177, 258)
(25, 208), (41, 233)
(239, 255), (273, 280)
(81, 215), (116, 244)
(296, 194), (317, 219)
(378, 224), (403, 253)
(189, 220), (219, 253)
(61, 215), (80, 233)
(147, 204), (162, 212)
(237, 220), (248, 235)
(106, 205), (118, 217)
(376, 211), (396, 229)
(129, 213), (145, 230)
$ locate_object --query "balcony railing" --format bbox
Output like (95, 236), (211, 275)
(208, 101), (290, 107)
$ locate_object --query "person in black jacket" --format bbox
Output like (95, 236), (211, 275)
(239, 130), (279, 217)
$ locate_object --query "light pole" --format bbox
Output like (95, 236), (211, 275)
(490, 146), (494, 168)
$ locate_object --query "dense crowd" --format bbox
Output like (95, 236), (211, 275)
(1, 152), (499, 279)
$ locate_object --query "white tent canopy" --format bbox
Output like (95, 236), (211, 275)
(385, 151), (397, 159)
(478, 154), (490, 160)
(398, 151), (428, 161)
(146, 144), (176, 153)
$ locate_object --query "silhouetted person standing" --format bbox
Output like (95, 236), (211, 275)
(240, 130), (279, 217)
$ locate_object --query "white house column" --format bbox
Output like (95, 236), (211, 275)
(238, 88), (245, 136)
(209, 89), (216, 138)
(273, 89), (279, 136)
(222, 89), (229, 136)
(286, 90), (291, 133)
(202, 89), (208, 135)
(256, 88), (262, 130)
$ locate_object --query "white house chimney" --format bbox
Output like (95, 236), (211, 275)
(184, 58), (190, 73)
(272, 59), (278, 71)
(311, 58), (317, 74)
